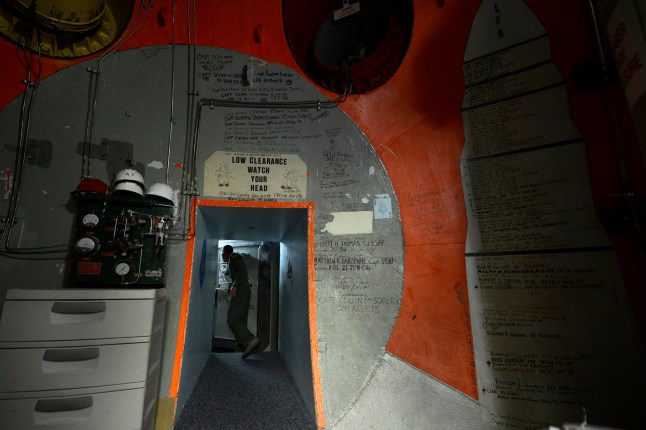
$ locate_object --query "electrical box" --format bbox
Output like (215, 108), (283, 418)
(70, 193), (173, 287)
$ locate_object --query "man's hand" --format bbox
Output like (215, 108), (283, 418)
(228, 287), (237, 298)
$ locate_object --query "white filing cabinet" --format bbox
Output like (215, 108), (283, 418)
(0, 288), (166, 430)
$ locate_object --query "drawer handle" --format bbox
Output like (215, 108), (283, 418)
(43, 347), (100, 362)
(51, 301), (106, 314)
(35, 396), (93, 413)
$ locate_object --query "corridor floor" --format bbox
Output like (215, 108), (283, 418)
(174, 351), (317, 430)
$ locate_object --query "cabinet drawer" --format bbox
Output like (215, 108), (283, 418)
(0, 387), (146, 430)
(0, 341), (153, 392)
(0, 299), (161, 341)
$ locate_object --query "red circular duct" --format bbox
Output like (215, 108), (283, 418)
(283, 0), (413, 94)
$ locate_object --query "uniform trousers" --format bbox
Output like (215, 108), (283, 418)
(227, 282), (255, 348)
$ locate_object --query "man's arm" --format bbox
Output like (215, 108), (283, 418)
(227, 254), (246, 297)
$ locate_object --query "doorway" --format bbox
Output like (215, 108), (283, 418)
(171, 200), (323, 428)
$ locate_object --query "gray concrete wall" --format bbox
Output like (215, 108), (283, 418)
(0, 45), (405, 428)
(0, 46), (190, 398)
(186, 47), (405, 427)
(334, 353), (498, 430)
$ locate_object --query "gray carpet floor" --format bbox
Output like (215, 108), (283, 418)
(174, 352), (317, 430)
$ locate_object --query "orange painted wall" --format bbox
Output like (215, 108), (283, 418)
(1, 0), (644, 401)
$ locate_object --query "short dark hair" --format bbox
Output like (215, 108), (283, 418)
(223, 245), (233, 253)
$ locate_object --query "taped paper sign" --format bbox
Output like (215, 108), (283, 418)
(321, 211), (373, 235)
(204, 151), (307, 200)
(374, 194), (392, 219)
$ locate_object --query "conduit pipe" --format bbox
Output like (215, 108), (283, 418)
(172, 0), (198, 241)
(165, 0), (177, 184)
(3, 3), (153, 257)
(82, 2), (153, 179)
(0, 40), (68, 258)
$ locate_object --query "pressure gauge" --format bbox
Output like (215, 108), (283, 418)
(114, 261), (133, 276)
(82, 213), (100, 227)
(75, 236), (99, 255)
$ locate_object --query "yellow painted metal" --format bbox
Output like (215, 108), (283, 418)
(0, 0), (133, 58)
(9, 0), (106, 32)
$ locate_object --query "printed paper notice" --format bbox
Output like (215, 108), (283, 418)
(204, 151), (307, 200)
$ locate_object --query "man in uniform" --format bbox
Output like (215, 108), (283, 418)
(222, 245), (261, 359)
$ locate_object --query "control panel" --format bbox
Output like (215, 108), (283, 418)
(70, 193), (173, 287)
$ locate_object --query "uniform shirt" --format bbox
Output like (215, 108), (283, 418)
(227, 252), (250, 289)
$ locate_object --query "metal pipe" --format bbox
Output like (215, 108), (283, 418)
(165, 0), (177, 184)
(82, 3), (152, 179)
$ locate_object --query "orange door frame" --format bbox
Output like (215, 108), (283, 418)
(170, 198), (324, 429)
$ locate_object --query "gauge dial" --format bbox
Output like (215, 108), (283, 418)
(75, 236), (99, 254)
(82, 213), (100, 227)
(114, 261), (132, 276)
